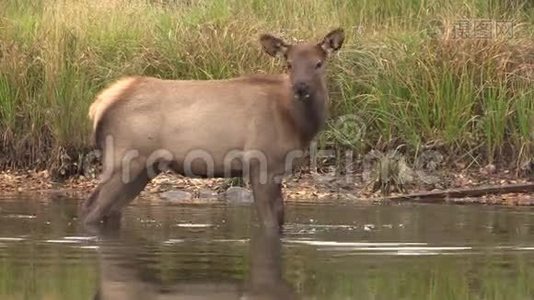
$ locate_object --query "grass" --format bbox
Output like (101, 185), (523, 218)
(0, 0), (533, 173)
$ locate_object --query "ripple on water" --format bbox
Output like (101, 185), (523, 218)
(44, 236), (98, 245)
(163, 239), (185, 245)
(2, 214), (36, 219)
(174, 223), (214, 228)
(163, 238), (248, 245)
(283, 223), (403, 235)
(285, 240), (426, 247)
(284, 239), (474, 256)
(63, 236), (98, 241)
(77, 245), (99, 250)
(0, 237), (25, 242)
(45, 239), (83, 244)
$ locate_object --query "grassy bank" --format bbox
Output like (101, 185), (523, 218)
(0, 0), (533, 176)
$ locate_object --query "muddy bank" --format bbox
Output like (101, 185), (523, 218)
(1, 168), (533, 206)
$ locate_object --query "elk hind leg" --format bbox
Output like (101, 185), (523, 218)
(82, 162), (149, 225)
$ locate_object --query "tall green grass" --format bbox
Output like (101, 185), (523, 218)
(0, 0), (533, 172)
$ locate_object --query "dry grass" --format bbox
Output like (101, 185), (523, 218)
(0, 0), (533, 174)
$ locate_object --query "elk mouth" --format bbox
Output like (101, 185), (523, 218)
(292, 82), (312, 101)
(293, 93), (311, 101)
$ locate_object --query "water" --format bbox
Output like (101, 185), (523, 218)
(2, 195), (534, 299)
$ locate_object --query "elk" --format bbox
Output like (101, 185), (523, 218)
(81, 28), (345, 230)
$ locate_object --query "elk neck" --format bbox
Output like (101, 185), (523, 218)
(284, 77), (329, 146)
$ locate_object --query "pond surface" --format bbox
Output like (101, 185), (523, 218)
(1, 195), (534, 299)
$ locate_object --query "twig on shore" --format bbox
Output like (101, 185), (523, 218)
(378, 183), (534, 204)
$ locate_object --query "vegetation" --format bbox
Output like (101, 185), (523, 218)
(0, 0), (533, 174)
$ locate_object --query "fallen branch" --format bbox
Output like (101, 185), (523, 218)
(376, 182), (534, 203)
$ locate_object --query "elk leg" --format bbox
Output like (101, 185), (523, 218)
(81, 184), (102, 215)
(83, 163), (149, 225)
(82, 172), (128, 225)
(272, 183), (284, 227)
(108, 169), (153, 215)
(250, 168), (281, 230)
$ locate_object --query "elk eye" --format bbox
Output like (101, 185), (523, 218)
(315, 60), (323, 69)
(287, 62), (292, 69)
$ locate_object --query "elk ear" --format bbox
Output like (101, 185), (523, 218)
(260, 34), (289, 58)
(319, 28), (345, 56)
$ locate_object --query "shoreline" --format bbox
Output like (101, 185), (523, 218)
(2, 169), (533, 206)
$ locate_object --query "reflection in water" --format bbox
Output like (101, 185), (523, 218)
(93, 225), (295, 300)
(242, 228), (296, 300)
(3, 196), (534, 299)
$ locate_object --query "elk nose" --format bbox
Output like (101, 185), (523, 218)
(293, 82), (311, 100)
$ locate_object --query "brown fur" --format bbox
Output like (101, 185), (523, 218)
(89, 77), (141, 147)
(81, 29), (345, 231)
(89, 77), (139, 130)
(238, 74), (325, 145)
(238, 74), (287, 86)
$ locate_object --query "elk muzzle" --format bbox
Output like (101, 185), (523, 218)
(292, 82), (311, 101)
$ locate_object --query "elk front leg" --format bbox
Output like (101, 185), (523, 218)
(250, 167), (284, 230)
(273, 183), (284, 227)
